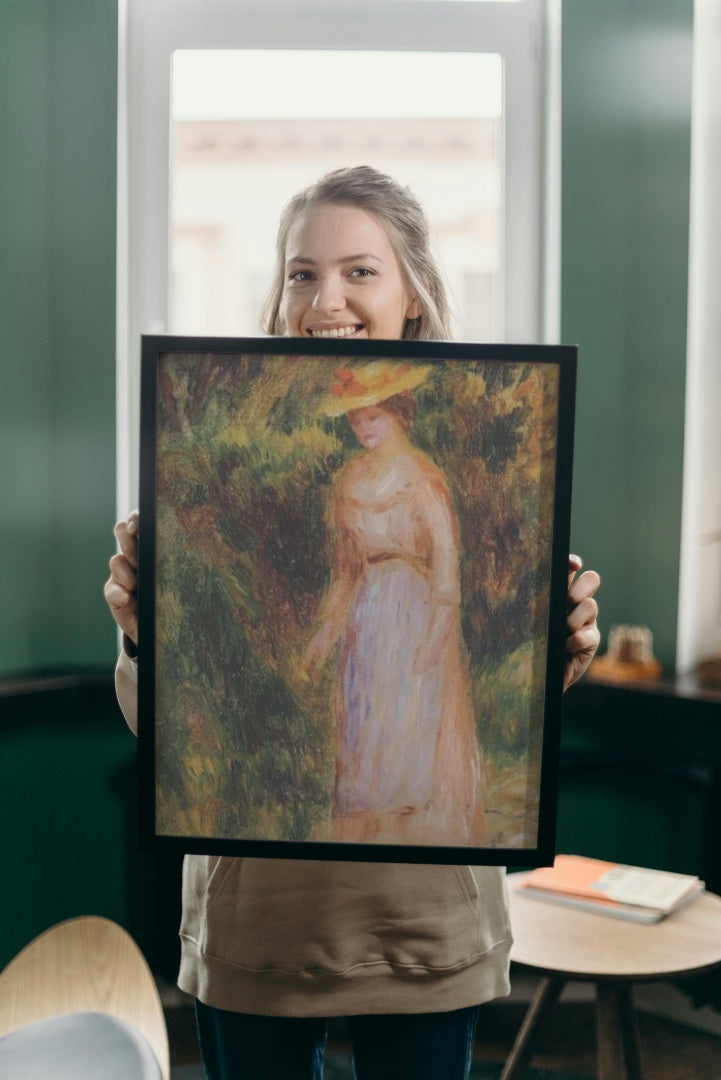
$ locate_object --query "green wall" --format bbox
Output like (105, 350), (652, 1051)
(0, 0), (129, 970)
(563, 0), (693, 669)
(0, 0), (118, 675)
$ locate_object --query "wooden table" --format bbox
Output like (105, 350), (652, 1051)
(502, 874), (721, 1080)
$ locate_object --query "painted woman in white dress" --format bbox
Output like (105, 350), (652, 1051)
(303, 362), (486, 847)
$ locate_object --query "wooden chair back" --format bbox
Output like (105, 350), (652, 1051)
(0, 916), (169, 1080)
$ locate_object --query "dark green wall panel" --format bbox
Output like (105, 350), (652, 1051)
(0, 0), (118, 674)
(0, 2), (54, 670)
(0, 699), (133, 965)
(0, 683), (183, 976)
(562, 0), (693, 669)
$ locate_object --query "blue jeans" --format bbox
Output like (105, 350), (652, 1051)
(195, 1000), (481, 1080)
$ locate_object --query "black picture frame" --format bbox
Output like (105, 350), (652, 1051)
(138, 335), (576, 866)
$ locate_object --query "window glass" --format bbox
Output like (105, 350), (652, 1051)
(170, 50), (503, 340)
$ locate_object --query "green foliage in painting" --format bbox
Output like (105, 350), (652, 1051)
(153, 353), (559, 843)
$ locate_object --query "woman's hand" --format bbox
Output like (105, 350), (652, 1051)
(564, 554), (601, 691)
(103, 510), (139, 647)
(301, 622), (337, 681)
(412, 604), (455, 675)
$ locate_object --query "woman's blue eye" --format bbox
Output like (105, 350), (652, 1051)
(289, 270), (313, 282)
(350, 267), (374, 278)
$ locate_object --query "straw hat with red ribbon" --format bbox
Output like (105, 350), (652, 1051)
(321, 362), (433, 416)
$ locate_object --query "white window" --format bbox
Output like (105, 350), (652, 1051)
(117, 0), (558, 510)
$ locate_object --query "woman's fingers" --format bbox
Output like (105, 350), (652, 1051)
(108, 551), (137, 591)
(566, 589), (600, 635)
(105, 511), (140, 645)
(567, 552), (583, 586)
(564, 559), (601, 690)
(103, 575), (139, 643)
(568, 561), (600, 604)
(113, 511), (139, 568)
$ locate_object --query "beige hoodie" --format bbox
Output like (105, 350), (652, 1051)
(116, 650), (512, 1016)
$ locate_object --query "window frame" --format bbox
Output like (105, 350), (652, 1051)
(676, 0), (721, 674)
(117, 0), (558, 511)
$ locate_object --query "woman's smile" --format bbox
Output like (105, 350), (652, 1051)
(307, 323), (364, 339)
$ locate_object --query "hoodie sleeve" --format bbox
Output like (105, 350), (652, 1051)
(115, 643), (139, 736)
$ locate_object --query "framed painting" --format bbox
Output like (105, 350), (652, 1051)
(138, 336), (576, 865)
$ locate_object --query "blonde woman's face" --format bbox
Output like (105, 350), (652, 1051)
(281, 204), (421, 341)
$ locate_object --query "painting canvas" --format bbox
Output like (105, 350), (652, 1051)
(138, 336), (576, 865)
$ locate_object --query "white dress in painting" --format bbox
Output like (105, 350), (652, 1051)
(316, 445), (485, 846)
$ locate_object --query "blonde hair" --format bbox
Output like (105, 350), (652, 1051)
(262, 166), (454, 341)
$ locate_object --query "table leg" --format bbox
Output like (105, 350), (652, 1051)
(596, 982), (643, 1080)
(499, 976), (565, 1080)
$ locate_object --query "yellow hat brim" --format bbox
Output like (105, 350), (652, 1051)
(322, 362), (433, 416)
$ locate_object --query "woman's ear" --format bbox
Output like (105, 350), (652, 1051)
(406, 296), (423, 320)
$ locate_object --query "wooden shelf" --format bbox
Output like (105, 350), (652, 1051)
(564, 671), (721, 723)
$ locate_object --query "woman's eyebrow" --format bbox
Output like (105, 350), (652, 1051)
(339, 253), (384, 265)
(286, 253), (384, 266)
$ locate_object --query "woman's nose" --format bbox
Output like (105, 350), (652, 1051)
(312, 274), (345, 314)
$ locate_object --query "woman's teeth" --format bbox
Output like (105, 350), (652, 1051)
(310, 325), (360, 338)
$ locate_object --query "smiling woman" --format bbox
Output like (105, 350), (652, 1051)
(106, 153), (598, 1076)
(263, 166), (451, 341)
